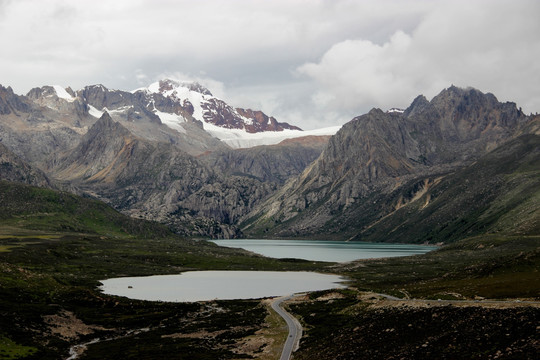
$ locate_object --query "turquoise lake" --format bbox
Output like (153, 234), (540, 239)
(210, 239), (436, 262)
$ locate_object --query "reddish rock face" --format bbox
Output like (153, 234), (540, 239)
(151, 79), (303, 133)
(236, 108), (302, 133)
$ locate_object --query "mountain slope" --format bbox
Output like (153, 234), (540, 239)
(50, 113), (275, 238)
(0, 142), (52, 188)
(242, 86), (533, 241)
(328, 134), (540, 243)
(200, 135), (330, 184)
(0, 85), (83, 168)
(354, 134), (540, 243)
(0, 180), (171, 237)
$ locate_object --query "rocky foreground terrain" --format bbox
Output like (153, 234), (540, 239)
(290, 291), (539, 360)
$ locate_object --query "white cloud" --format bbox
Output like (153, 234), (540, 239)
(297, 31), (414, 110)
(134, 70), (148, 85)
(296, 0), (540, 115)
(0, 0), (538, 129)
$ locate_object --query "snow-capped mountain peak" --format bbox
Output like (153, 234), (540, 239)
(133, 79), (302, 140)
(26, 79), (319, 150)
(144, 78), (213, 97)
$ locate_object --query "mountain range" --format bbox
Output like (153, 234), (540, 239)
(242, 86), (540, 242)
(1, 81), (538, 241)
(0, 79), (334, 237)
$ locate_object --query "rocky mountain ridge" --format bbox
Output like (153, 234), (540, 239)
(0, 80), (321, 238)
(242, 86), (536, 241)
(49, 113), (277, 238)
(1, 78), (309, 165)
(1, 83), (538, 241)
(142, 79), (302, 133)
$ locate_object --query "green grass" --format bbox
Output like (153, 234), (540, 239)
(0, 180), (538, 358)
(0, 227), (327, 359)
(0, 181), (172, 238)
(337, 235), (540, 299)
(1, 229), (536, 358)
(0, 336), (38, 359)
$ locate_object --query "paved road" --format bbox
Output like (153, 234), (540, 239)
(376, 293), (540, 306)
(271, 295), (303, 360)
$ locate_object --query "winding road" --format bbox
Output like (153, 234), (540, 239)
(271, 295), (303, 360)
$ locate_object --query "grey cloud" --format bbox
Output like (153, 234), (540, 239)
(296, 0), (540, 118)
(0, 0), (538, 130)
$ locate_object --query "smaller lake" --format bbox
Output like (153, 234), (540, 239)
(210, 239), (435, 262)
(100, 271), (347, 302)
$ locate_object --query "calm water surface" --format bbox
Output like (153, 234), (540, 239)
(100, 271), (346, 302)
(210, 239), (436, 262)
(100, 240), (434, 302)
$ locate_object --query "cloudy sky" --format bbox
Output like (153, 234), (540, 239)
(0, 0), (539, 129)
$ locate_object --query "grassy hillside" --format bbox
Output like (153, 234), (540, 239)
(0, 180), (538, 358)
(339, 235), (540, 300)
(0, 180), (326, 359)
(288, 234), (539, 360)
(0, 180), (172, 238)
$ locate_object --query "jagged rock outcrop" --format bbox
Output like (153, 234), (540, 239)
(0, 142), (53, 188)
(0, 85), (83, 168)
(27, 85), (88, 122)
(201, 135), (329, 184)
(50, 114), (274, 238)
(0, 85), (32, 115)
(242, 86), (533, 241)
(235, 108), (302, 133)
(403, 86), (526, 163)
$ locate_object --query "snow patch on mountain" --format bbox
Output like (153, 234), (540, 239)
(141, 79), (211, 122)
(53, 85), (75, 101)
(129, 78), (319, 147)
(153, 110), (187, 134)
(203, 123), (341, 148)
(109, 106), (133, 114)
(88, 105), (104, 118)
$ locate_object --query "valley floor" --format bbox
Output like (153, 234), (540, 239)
(0, 229), (538, 359)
